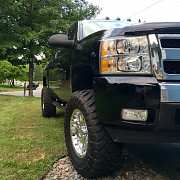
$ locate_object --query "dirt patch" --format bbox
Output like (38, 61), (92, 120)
(33, 153), (46, 161)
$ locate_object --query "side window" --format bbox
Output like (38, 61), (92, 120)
(67, 22), (78, 41)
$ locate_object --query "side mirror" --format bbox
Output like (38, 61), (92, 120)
(49, 34), (75, 48)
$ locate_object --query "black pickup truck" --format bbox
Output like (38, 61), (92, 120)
(41, 19), (180, 178)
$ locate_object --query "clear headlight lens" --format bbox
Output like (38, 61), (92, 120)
(100, 36), (151, 74)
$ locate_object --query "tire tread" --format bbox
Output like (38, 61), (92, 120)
(41, 87), (56, 117)
(65, 90), (123, 178)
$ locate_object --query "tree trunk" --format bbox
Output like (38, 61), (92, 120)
(65, 68), (70, 80)
(28, 0), (34, 97)
(29, 61), (34, 97)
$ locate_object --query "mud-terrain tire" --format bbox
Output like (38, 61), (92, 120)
(41, 87), (56, 117)
(64, 90), (123, 178)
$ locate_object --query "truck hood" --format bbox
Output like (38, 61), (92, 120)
(104, 22), (180, 37)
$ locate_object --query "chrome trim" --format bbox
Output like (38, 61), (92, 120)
(158, 34), (180, 80)
(160, 82), (180, 102)
(148, 34), (163, 79)
(158, 34), (180, 39)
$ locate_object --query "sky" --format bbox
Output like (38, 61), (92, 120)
(87, 0), (180, 23)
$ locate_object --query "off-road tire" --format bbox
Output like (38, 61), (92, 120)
(41, 87), (56, 117)
(64, 90), (123, 178)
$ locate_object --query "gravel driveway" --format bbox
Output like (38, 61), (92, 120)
(42, 150), (168, 180)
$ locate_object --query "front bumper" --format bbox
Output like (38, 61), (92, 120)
(94, 76), (180, 143)
(106, 102), (180, 143)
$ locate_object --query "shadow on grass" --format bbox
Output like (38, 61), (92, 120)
(55, 109), (65, 118)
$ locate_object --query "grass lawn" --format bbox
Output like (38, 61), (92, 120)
(0, 95), (67, 180)
(0, 84), (24, 92)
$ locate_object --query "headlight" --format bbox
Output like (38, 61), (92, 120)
(100, 36), (151, 74)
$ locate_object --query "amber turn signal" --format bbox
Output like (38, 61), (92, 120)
(101, 59), (108, 72)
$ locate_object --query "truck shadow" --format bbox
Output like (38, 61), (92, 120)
(124, 143), (180, 180)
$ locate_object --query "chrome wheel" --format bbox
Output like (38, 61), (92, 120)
(70, 109), (88, 158)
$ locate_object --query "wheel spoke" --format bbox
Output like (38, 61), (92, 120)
(70, 109), (88, 158)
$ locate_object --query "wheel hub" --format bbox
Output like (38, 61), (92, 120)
(70, 109), (88, 158)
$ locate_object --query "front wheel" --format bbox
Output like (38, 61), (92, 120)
(64, 90), (123, 178)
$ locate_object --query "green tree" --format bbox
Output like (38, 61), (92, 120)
(33, 64), (43, 81)
(0, 0), (100, 96)
(0, 60), (28, 86)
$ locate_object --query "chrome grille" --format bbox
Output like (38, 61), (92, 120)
(163, 61), (180, 74)
(161, 39), (180, 48)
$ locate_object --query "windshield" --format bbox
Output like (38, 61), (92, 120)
(82, 20), (133, 38)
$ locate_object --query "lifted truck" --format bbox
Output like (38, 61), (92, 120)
(41, 19), (180, 178)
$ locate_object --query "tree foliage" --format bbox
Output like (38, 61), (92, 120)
(0, 0), (100, 95)
(0, 60), (28, 84)
(33, 64), (43, 81)
(0, 0), (100, 63)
